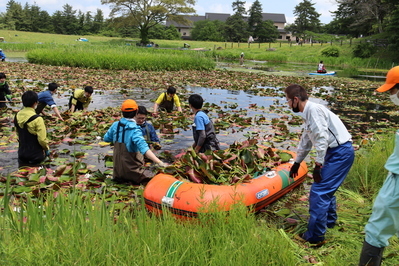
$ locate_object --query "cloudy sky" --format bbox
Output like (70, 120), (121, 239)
(1, 0), (337, 25)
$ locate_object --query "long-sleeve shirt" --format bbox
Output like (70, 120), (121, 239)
(15, 107), (49, 151)
(38, 90), (57, 108)
(385, 129), (399, 174)
(103, 117), (149, 154)
(295, 101), (352, 165)
(139, 121), (159, 143)
(70, 89), (92, 109)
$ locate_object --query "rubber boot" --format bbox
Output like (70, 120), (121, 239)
(358, 241), (384, 266)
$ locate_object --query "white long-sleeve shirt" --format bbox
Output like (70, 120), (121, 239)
(295, 101), (352, 165)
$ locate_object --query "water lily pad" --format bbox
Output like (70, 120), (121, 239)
(81, 146), (93, 150)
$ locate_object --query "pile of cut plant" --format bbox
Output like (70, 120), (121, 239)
(164, 139), (293, 185)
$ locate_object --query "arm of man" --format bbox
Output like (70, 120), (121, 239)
(103, 123), (116, 143)
(52, 106), (64, 121)
(174, 95), (182, 112)
(147, 123), (160, 143)
(153, 93), (164, 114)
(29, 117), (50, 151)
(82, 96), (92, 110)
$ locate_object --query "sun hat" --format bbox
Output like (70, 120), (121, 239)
(121, 99), (138, 112)
(376, 66), (399, 92)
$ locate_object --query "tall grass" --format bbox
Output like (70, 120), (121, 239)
(27, 47), (215, 70)
(0, 190), (303, 265)
(344, 133), (395, 197)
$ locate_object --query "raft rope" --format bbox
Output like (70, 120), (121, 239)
(162, 180), (184, 207)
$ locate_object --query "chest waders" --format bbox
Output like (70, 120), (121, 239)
(159, 92), (174, 112)
(192, 111), (221, 153)
(14, 114), (45, 166)
(68, 96), (84, 111)
(112, 122), (153, 184)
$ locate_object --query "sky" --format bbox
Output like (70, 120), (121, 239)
(1, 0), (337, 25)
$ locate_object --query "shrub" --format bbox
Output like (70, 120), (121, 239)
(352, 42), (376, 58)
(321, 46), (340, 57)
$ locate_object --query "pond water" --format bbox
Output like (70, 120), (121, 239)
(1, 85), (326, 175)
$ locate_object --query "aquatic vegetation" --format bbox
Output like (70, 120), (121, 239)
(164, 139), (293, 184)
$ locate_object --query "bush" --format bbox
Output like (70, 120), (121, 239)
(352, 42), (376, 58)
(321, 46), (340, 57)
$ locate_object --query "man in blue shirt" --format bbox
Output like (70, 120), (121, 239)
(36, 83), (64, 121)
(359, 66), (399, 266)
(103, 99), (166, 185)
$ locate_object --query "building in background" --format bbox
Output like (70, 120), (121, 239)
(166, 12), (292, 41)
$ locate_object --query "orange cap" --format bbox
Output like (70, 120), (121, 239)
(376, 66), (399, 92)
(121, 99), (138, 112)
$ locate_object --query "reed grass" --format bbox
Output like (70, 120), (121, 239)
(26, 47), (215, 71)
(0, 189), (303, 265)
(344, 132), (395, 197)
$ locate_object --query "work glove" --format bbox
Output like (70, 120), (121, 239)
(313, 164), (322, 183)
(153, 143), (162, 150)
(45, 150), (51, 157)
(289, 162), (300, 178)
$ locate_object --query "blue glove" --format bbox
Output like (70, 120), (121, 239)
(45, 150), (51, 157)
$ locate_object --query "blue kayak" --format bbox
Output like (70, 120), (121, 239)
(309, 71), (336, 76)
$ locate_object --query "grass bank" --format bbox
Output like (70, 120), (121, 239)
(0, 30), (395, 70)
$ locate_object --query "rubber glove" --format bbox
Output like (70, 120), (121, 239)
(313, 164), (322, 183)
(289, 162), (300, 178)
(153, 143), (162, 150)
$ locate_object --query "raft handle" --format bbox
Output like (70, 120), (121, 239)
(162, 196), (174, 207)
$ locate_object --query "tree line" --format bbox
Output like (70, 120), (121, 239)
(0, 0), (181, 40)
(1, 0), (399, 58)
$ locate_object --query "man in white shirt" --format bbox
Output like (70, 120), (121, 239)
(285, 84), (354, 245)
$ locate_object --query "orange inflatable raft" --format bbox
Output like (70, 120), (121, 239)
(144, 151), (307, 219)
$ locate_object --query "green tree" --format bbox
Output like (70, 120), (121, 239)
(254, 20), (279, 43)
(386, 3), (399, 57)
(247, 0), (263, 35)
(4, 0), (24, 30)
(101, 0), (195, 44)
(191, 20), (225, 41)
(52, 11), (65, 34)
(62, 4), (79, 35)
(148, 24), (180, 40)
(290, 0), (321, 36)
(92, 9), (104, 34)
(224, 0), (248, 42)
